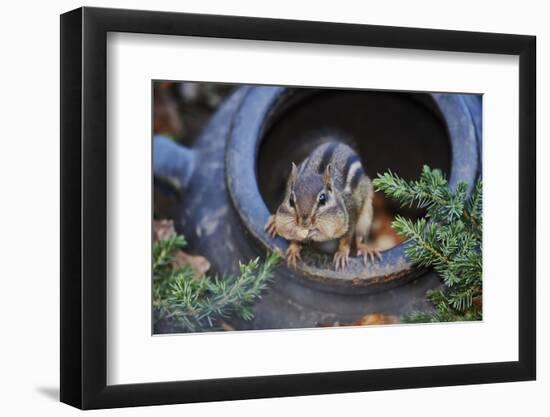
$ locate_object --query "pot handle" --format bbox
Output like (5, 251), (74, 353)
(153, 134), (195, 191)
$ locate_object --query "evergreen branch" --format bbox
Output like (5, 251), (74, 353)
(465, 178), (483, 238)
(153, 232), (280, 332)
(373, 166), (483, 323)
(373, 166), (448, 210)
(374, 165), (482, 239)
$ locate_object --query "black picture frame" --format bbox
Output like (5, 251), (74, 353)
(60, 6), (536, 410)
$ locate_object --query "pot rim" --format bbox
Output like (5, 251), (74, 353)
(226, 86), (478, 294)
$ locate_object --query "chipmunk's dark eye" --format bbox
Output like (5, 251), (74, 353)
(289, 196), (295, 208)
(318, 192), (327, 206)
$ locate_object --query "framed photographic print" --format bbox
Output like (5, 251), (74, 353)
(60, 6), (536, 409)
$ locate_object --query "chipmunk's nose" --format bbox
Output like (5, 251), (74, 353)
(300, 216), (311, 228)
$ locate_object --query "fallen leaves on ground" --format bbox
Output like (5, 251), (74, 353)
(171, 250), (211, 278)
(154, 82), (184, 138)
(351, 313), (400, 326)
(153, 219), (177, 241)
(319, 313), (400, 327)
(370, 192), (407, 251)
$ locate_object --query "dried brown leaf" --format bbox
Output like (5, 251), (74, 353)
(153, 219), (176, 242)
(172, 250), (211, 278)
(352, 313), (400, 326)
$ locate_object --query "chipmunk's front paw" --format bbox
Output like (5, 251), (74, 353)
(357, 243), (382, 265)
(264, 215), (277, 238)
(333, 245), (350, 271)
(286, 242), (302, 269)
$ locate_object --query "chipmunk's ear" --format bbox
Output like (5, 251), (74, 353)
(289, 162), (298, 185)
(324, 163), (334, 192)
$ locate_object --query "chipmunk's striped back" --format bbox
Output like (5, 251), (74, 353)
(298, 142), (367, 194)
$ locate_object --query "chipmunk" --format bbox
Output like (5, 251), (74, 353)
(265, 142), (380, 270)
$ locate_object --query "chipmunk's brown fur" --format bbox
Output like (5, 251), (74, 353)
(265, 142), (380, 270)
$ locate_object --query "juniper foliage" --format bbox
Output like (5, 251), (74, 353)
(153, 233), (279, 332)
(373, 166), (482, 323)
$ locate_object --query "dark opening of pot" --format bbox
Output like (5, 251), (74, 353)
(227, 86), (479, 294)
(257, 90), (452, 252)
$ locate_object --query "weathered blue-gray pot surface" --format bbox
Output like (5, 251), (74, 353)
(154, 86), (481, 330)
